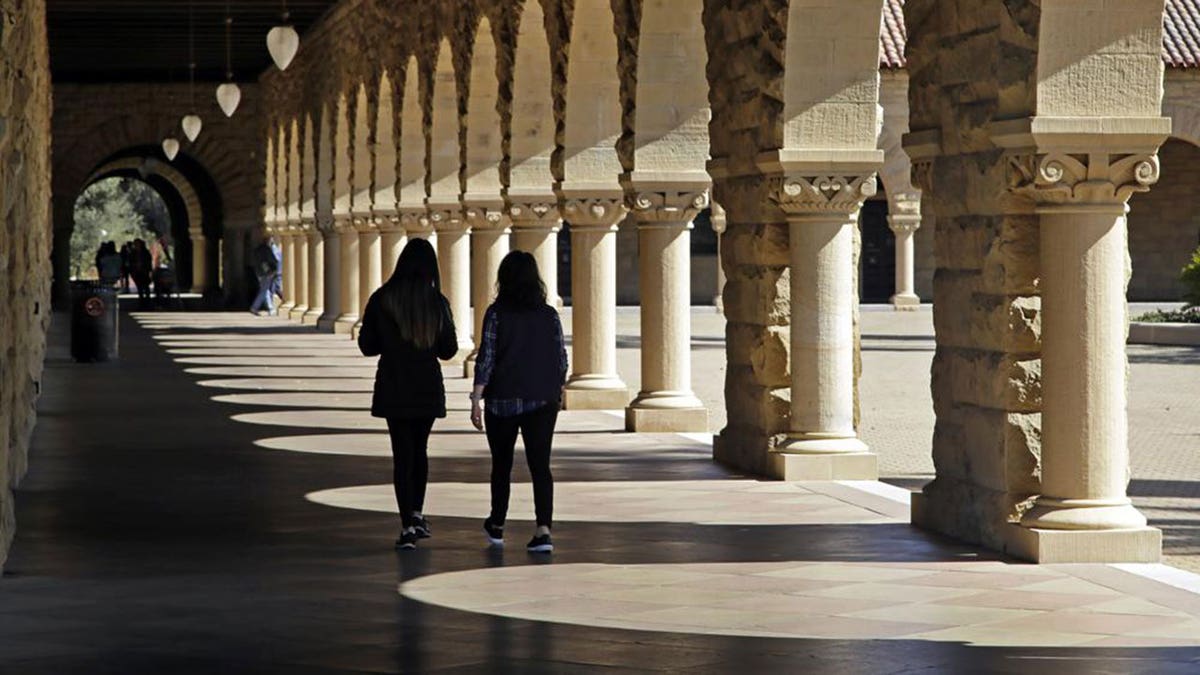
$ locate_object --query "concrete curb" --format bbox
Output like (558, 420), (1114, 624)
(1128, 322), (1200, 346)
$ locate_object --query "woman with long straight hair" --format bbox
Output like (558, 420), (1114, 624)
(359, 238), (458, 550)
(471, 250), (568, 553)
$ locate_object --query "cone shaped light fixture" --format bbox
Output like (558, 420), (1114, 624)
(215, 7), (242, 117)
(162, 138), (181, 161)
(182, 114), (203, 142)
(267, 1), (299, 71)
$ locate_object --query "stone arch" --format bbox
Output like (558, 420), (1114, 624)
(333, 92), (354, 220)
(316, 101), (335, 226)
(559, 0), (623, 194)
(426, 37), (460, 212)
(351, 83), (374, 217)
(1162, 82), (1200, 149)
(1128, 136), (1200, 300)
(508, 0), (556, 196)
(373, 68), (400, 215)
(287, 118), (303, 225)
(398, 55), (427, 222)
(463, 15), (503, 204)
(301, 113), (318, 222)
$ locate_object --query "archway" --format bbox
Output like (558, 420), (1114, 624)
(1127, 137), (1200, 301)
(68, 176), (170, 284)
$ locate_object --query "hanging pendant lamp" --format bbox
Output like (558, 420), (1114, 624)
(216, 6), (242, 117)
(267, 0), (299, 71)
(181, 0), (203, 142)
(162, 138), (181, 161)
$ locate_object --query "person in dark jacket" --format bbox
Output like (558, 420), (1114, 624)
(358, 238), (458, 550)
(471, 250), (569, 553)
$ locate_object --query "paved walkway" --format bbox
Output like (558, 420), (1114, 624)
(2, 310), (1200, 672)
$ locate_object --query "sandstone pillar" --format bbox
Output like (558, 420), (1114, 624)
(380, 218), (406, 279)
(771, 173), (878, 480)
(711, 202), (726, 313)
(189, 229), (207, 294)
(352, 221), (381, 338)
(333, 222), (359, 334)
(888, 198), (921, 310)
(290, 230), (309, 321)
(509, 199), (562, 309)
(559, 197), (629, 409)
(1005, 141), (1166, 562)
(464, 207), (510, 377)
(317, 225), (341, 331)
(303, 229), (324, 325)
(430, 208), (473, 359)
(279, 231), (297, 315)
(625, 190), (709, 432)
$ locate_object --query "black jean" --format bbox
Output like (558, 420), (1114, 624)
(386, 417), (436, 529)
(485, 405), (558, 528)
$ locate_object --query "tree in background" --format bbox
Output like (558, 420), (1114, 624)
(70, 178), (168, 279)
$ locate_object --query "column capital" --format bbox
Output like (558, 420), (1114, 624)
(398, 208), (432, 237)
(1007, 151), (1160, 214)
(559, 196), (628, 231)
(771, 173), (877, 219)
(332, 214), (357, 234)
(372, 211), (405, 233)
(508, 198), (562, 232)
(463, 204), (511, 232)
(626, 188), (710, 229)
(425, 206), (467, 233)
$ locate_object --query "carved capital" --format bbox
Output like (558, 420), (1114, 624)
(1007, 152), (1160, 210)
(772, 174), (877, 218)
(560, 197), (628, 230)
(425, 207), (466, 232)
(398, 209), (430, 236)
(910, 159), (935, 194)
(462, 206), (509, 232)
(508, 199), (561, 231)
(627, 190), (710, 226)
(887, 215), (921, 235)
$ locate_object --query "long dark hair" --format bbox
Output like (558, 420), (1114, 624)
(380, 238), (443, 349)
(495, 250), (547, 310)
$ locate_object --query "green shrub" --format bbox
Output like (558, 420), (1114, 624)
(1183, 245), (1200, 308)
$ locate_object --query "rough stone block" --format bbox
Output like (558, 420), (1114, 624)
(1003, 524), (1162, 563)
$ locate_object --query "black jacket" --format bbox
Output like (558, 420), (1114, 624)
(358, 289), (458, 419)
(482, 304), (567, 403)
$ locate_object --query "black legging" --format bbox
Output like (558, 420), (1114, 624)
(485, 405), (558, 528)
(386, 417), (436, 529)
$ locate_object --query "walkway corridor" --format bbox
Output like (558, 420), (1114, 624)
(3, 312), (1200, 672)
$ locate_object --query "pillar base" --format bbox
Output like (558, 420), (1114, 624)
(333, 315), (359, 335)
(351, 322), (363, 340)
(1003, 523), (1161, 563)
(279, 302), (296, 316)
(890, 293), (920, 311)
(625, 392), (708, 432)
(317, 315), (339, 332)
(778, 433), (870, 455)
(289, 306), (308, 322)
(768, 449), (878, 481)
(302, 308), (324, 326)
(563, 376), (629, 410)
(1020, 497), (1149, 531)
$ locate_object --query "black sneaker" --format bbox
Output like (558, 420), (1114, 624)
(412, 515), (432, 539)
(483, 517), (504, 547)
(526, 533), (553, 553)
(395, 529), (418, 550)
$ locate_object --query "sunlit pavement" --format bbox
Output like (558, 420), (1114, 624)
(2, 309), (1199, 672)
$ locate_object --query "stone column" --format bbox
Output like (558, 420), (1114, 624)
(333, 221), (359, 334)
(279, 231), (297, 315)
(464, 206), (511, 377)
(429, 208), (474, 359)
(352, 219), (381, 338)
(710, 202), (726, 313)
(303, 229), (324, 325)
(1008, 148), (1163, 562)
(771, 173), (878, 480)
(379, 217), (407, 279)
(189, 229), (207, 294)
(290, 229), (310, 321)
(559, 197), (629, 409)
(316, 224), (341, 331)
(625, 189), (709, 432)
(888, 197), (921, 310)
(509, 198), (562, 308)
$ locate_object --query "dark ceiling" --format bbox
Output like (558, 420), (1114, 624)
(47, 1), (341, 83)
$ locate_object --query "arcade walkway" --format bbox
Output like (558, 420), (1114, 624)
(3, 311), (1200, 672)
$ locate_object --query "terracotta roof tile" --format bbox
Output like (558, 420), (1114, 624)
(880, 0), (1199, 69)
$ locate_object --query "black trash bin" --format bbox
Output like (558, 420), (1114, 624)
(70, 281), (119, 362)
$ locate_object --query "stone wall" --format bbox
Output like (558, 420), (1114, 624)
(0, 0), (53, 571)
(1128, 137), (1200, 301)
(906, 0), (1043, 552)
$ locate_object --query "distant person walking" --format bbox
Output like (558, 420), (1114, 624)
(471, 251), (568, 554)
(128, 239), (153, 308)
(250, 236), (282, 315)
(358, 239), (458, 550)
(95, 241), (122, 287)
(119, 242), (132, 292)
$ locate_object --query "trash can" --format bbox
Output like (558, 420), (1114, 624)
(70, 281), (119, 362)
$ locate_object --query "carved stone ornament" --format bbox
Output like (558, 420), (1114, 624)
(887, 215), (921, 235)
(425, 207), (465, 232)
(561, 197), (628, 228)
(462, 206), (507, 231)
(508, 200), (561, 229)
(772, 174), (878, 216)
(910, 159), (935, 194)
(398, 210), (428, 235)
(628, 190), (710, 224)
(1007, 152), (1160, 207)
